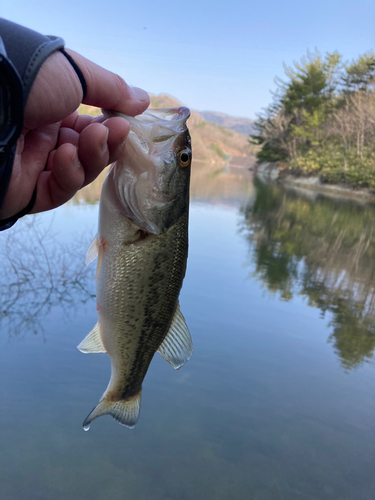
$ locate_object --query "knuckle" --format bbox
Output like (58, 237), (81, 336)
(112, 74), (131, 106)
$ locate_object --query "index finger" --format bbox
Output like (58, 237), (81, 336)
(65, 49), (150, 117)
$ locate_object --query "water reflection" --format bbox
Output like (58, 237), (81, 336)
(2, 169), (375, 500)
(74, 161), (255, 208)
(190, 162), (254, 207)
(2, 160), (253, 340)
(0, 216), (94, 337)
(242, 179), (375, 370)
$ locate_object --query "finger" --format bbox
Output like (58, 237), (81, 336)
(46, 150), (56, 171)
(0, 124), (60, 218)
(25, 49), (149, 131)
(73, 114), (96, 133)
(61, 112), (95, 133)
(78, 118), (129, 187)
(25, 52), (83, 129)
(77, 123), (110, 186)
(21, 123), (60, 168)
(31, 143), (85, 213)
(92, 115), (106, 124)
(61, 111), (80, 129)
(57, 127), (80, 147)
(65, 49), (150, 116)
(104, 117), (130, 164)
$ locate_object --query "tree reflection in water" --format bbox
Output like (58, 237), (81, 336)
(0, 216), (95, 338)
(242, 179), (375, 370)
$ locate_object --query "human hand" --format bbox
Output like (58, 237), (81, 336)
(0, 49), (150, 220)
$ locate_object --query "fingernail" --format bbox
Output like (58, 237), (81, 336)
(100, 128), (109, 154)
(72, 148), (80, 169)
(131, 87), (150, 102)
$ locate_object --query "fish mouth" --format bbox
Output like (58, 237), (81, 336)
(103, 107), (190, 143)
(103, 106), (190, 122)
(108, 107), (191, 235)
(128, 106), (190, 123)
(104, 107), (191, 167)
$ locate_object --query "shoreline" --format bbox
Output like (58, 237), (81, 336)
(256, 162), (375, 203)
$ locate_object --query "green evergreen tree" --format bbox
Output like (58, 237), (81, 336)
(252, 49), (375, 188)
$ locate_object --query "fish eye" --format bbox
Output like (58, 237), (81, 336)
(178, 148), (191, 167)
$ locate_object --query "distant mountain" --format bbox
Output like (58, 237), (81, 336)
(200, 111), (255, 136)
(149, 95), (256, 165)
(79, 94), (257, 166)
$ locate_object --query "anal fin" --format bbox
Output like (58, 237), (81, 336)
(77, 323), (106, 354)
(158, 302), (193, 369)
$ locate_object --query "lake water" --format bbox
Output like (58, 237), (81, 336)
(1, 167), (375, 500)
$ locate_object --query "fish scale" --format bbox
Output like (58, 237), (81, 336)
(100, 217), (188, 396)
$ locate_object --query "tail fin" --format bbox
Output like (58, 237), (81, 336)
(83, 390), (142, 430)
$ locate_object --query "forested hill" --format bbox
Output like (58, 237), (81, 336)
(79, 94), (255, 165)
(149, 94), (254, 163)
(252, 50), (375, 189)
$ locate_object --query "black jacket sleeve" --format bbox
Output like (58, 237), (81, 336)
(0, 19), (65, 230)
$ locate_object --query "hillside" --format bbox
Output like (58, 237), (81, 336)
(79, 94), (256, 165)
(76, 95), (256, 204)
(150, 94), (255, 164)
(200, 111), (255, 136)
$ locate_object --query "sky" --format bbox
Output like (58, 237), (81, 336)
(2, 0), (375, 119)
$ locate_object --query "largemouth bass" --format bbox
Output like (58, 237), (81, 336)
(78, 107), (193, 429)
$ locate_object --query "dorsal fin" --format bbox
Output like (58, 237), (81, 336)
(157, 303), (193, 369)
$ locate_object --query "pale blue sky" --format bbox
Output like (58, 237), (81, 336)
(2, 0), (374, 118)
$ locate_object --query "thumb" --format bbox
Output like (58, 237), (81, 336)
(66, 49), (150, 116)
(25, 49), (149, 129)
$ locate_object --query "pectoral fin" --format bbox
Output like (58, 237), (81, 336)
(95, 244), (104, 280)
(157, 303), (193, 369)
(86, 235), (104, 280)
(86, 235), (99, 265)
(77, 323), (106, 354)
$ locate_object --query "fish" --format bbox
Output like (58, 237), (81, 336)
(78, 107), (193, 429)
